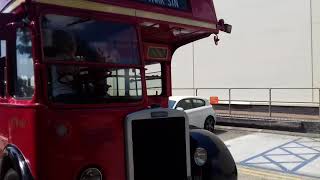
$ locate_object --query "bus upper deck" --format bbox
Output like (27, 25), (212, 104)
(0, 0), (230, 46)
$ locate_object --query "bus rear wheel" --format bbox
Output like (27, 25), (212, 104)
(4, 169), (20, 180)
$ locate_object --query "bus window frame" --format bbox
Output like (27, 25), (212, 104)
(143, 43), (171, 97)
(36, 9), (148, 107)
(0, 20), (38, 104)
(0, 27), (12, 104)
(38, 9), (142, 64)
(9, 25), (37, 102)
(145, 61), (165, 97)
(0, 41), (7, 101)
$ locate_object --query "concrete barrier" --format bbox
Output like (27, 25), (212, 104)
(216, 115), (320, 133)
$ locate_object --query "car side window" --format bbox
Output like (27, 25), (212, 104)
(0, 40), (6, 98)
(176, 99), (192, 110)
(192, 98), (206, 108)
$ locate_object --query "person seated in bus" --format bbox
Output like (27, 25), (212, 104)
(52, 30), (78, 60)
(106, 41), (120, 63)
(91, 41), (120, 63)
(50, 30), (79, 98)
(84, 41), (114, 96)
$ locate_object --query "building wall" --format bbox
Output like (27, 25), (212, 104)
(172, 0), (319, 105)
(313, 0), (320, 89)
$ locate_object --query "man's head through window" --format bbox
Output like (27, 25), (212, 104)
(52, 30), (77, 59)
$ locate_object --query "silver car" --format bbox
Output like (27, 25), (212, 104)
(169, 96), (217, 132)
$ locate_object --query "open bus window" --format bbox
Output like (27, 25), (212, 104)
(145, 62), (163, 96)
(107, 69), (142, 97)
(14, 28), (35, 99)
(0, 40), (6, 98)
(41, 14), (139, 65)
(48, 66), (142, 103)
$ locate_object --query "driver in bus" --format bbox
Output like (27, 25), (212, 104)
(50, 30), (79, 98)
(53, 30), (78, 60)
(87, 41), (117, 96)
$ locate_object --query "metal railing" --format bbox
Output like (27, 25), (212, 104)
(173, 88), (320, 118)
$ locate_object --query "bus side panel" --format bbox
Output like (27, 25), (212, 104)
(0, 105), (37, 178)
(36, 107), (143, 180)
(0, 105), (9, 157)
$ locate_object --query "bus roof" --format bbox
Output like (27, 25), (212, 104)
(0, 0), (219, 31)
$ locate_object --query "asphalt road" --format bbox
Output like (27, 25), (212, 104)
(215, 126), (320, 180)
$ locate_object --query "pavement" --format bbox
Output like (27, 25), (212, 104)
(216, 110), (320, 121)
(216, 112), (320, 133)
(215, 126), (320, 180)
(238, 166), (303, 180)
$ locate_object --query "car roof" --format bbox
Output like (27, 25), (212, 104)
(169, 96), (208, 102)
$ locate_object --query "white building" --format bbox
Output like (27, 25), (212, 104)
(172, 0), (320, 106)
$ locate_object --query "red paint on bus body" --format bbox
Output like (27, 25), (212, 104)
(0, 0), (224, 179)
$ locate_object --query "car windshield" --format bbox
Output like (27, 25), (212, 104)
(41, 14), (142, 103)
(168, 100), (176, 109)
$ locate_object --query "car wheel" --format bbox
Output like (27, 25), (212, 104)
(4, 169), (20, 180)
(204, 116), (215, 132)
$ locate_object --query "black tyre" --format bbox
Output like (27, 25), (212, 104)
(4, 169), (19, 180)
(204, 116), (215, 132)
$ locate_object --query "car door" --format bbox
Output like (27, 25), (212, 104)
(189, 98), (208, 128)
(175, 98), (194, 122)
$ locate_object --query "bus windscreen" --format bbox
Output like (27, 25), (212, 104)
(41, 14), (143, 103)
(41, 14), (140, 65)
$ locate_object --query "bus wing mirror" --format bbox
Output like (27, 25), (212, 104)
(223, 24), (232, 34)
(218, 19), (232, 34)
(214, 19), (232, 45)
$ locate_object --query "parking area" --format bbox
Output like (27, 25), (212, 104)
(216, 126), (320, 180)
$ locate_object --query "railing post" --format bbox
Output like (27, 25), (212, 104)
(269, 88), (272, 117)
(319, 89), (320, 118)
(196, 88), (198, 96)
(229, 89), (232, 115)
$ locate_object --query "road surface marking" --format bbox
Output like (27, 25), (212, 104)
(238, 166), (301, 180)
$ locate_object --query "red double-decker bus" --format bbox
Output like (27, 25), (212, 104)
(0, 0), (235, 180)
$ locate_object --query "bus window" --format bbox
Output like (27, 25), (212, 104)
(107, 68), (142, 97)
(41, 14), (143, 104)
(13, 28), (35, 99)
(0, 40), (6, 98)
(41, 14), (139, 65)
(48, 66), (142, 103)
(145, 62), (163, 96)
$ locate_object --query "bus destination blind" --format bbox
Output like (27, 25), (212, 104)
(136, 0), (189, 11)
